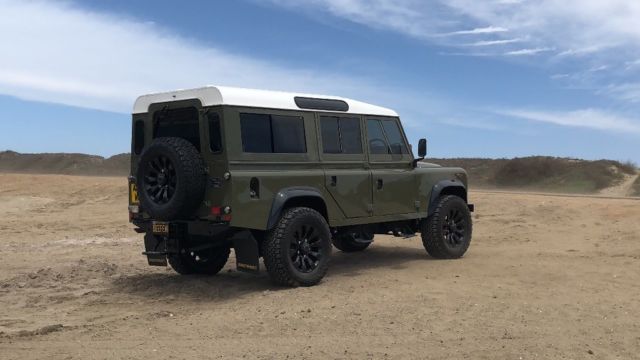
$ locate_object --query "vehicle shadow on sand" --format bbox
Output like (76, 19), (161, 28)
(109, 243), (431, 302)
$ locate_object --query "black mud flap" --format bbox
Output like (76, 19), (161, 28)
(143, 233), (168, 266)
(230, 230), (260, 274)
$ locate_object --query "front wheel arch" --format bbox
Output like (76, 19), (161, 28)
(427, 181), (467, 216)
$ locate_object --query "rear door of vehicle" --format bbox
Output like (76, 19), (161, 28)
(318, 114), (372, 218)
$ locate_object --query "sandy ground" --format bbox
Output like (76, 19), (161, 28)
(0, 173), (639, 359)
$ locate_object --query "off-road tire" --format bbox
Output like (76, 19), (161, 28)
(168, 246), (230, 275)
(262, 207), (332, 287)
(136, 137), (206, 221)
(332, 234), (372, 252)
(421, 195), (472, 259)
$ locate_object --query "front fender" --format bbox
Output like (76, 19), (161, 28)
(427, 180), (468, 216)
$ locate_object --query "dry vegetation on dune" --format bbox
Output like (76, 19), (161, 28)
(1, 151), (637, 194)
(428, 156), (638, 193)
(0, 151), (129, 176)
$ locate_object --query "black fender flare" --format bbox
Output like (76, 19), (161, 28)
(427, 180), (469, 216)
(266, 187), (327, 229)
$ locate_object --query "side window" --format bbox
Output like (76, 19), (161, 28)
(240, 113), (306, 153)
(366, 119), (390, 154)
(272, 115), (306, 153)
(340, 118), (362, 154)
(320, 117), (341, 154)
(240, 113), (271, 153)
(208, 113), (222, 153)
(320, 116), (362, 154)
(134, 120), (145, 155)
(381, 120), (409, 154)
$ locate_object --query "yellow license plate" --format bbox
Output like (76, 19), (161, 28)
(152, 222), (169, 235)
(130, 183), (139, 205)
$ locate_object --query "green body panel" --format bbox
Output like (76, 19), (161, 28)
(130, 100), (469, 230)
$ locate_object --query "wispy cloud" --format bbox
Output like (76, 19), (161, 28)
(439, 26), (508, 36)
(266, 0), (640, 106)
(504, 47), (553, 56)
(497, 108), (640, 134)
(603, 83), (640, 104)
(466, 38), (522, 47)
(0, 0), (419, 113)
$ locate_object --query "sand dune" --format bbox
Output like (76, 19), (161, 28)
(0, 173), (639, 359)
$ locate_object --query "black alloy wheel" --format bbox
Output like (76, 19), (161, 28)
(442, 207), (467, 250)
(289, 224), (323, 273)
(143, 155), (177, 205)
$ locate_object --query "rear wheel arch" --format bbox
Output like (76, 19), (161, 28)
(266, 187), (328, 229)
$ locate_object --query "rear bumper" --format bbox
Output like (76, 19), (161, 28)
(132, 219), (231, 238)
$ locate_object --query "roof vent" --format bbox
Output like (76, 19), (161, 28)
(294, 97), (349, 112)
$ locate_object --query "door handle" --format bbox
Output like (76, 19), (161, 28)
(376, 179), (383, 190)
(330, 176), (337, 187)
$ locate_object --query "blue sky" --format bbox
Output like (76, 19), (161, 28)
(1, 0), (639, 161)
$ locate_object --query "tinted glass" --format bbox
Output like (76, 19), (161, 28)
(240, 113), (271, 153)
(272, 115), (306, 153)
(134, 120), (144, 154)
(340, 117), (362, 154)
(381, 119), (408, 154)
(154, 107), (200, 150)
(320, 116), (341, 154)
(208, 113), (222, 153)
(240, 113), (306, 153)
(366, 119), (389, 154)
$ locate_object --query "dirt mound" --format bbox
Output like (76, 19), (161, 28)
(0, 151), (129, 176)
(632, 176), (640, 197)
(427, 156), (637, 193)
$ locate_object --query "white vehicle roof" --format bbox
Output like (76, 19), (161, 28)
(132, 86), (398, 117)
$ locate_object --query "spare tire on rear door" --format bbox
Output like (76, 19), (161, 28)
(136, 137), (206, 221)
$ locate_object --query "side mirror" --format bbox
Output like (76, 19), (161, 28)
(418, 138), (427, 158)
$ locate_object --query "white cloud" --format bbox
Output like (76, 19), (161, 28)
(266, 0), (640, 105)
(466, 38), (522, 47)
(504, 48), (553, 56)
(604, 83), (640, 103)
(497, 108), (640, 134)
(439, 26), (508, 36)
(0, 0), (417, 114)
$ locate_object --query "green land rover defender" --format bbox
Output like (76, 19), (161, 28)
(128, 86), (474, 287)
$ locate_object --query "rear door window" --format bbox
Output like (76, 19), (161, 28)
(240, 113), (306, 153)
(153, 107), (200, 150)
(320, 116), (362, 154)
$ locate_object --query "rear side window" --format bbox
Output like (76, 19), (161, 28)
(320, 116), (362, 154)
(133, 120), (145, 155)
(240, 113), (306, 153)
(208, 113), (222, 153)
